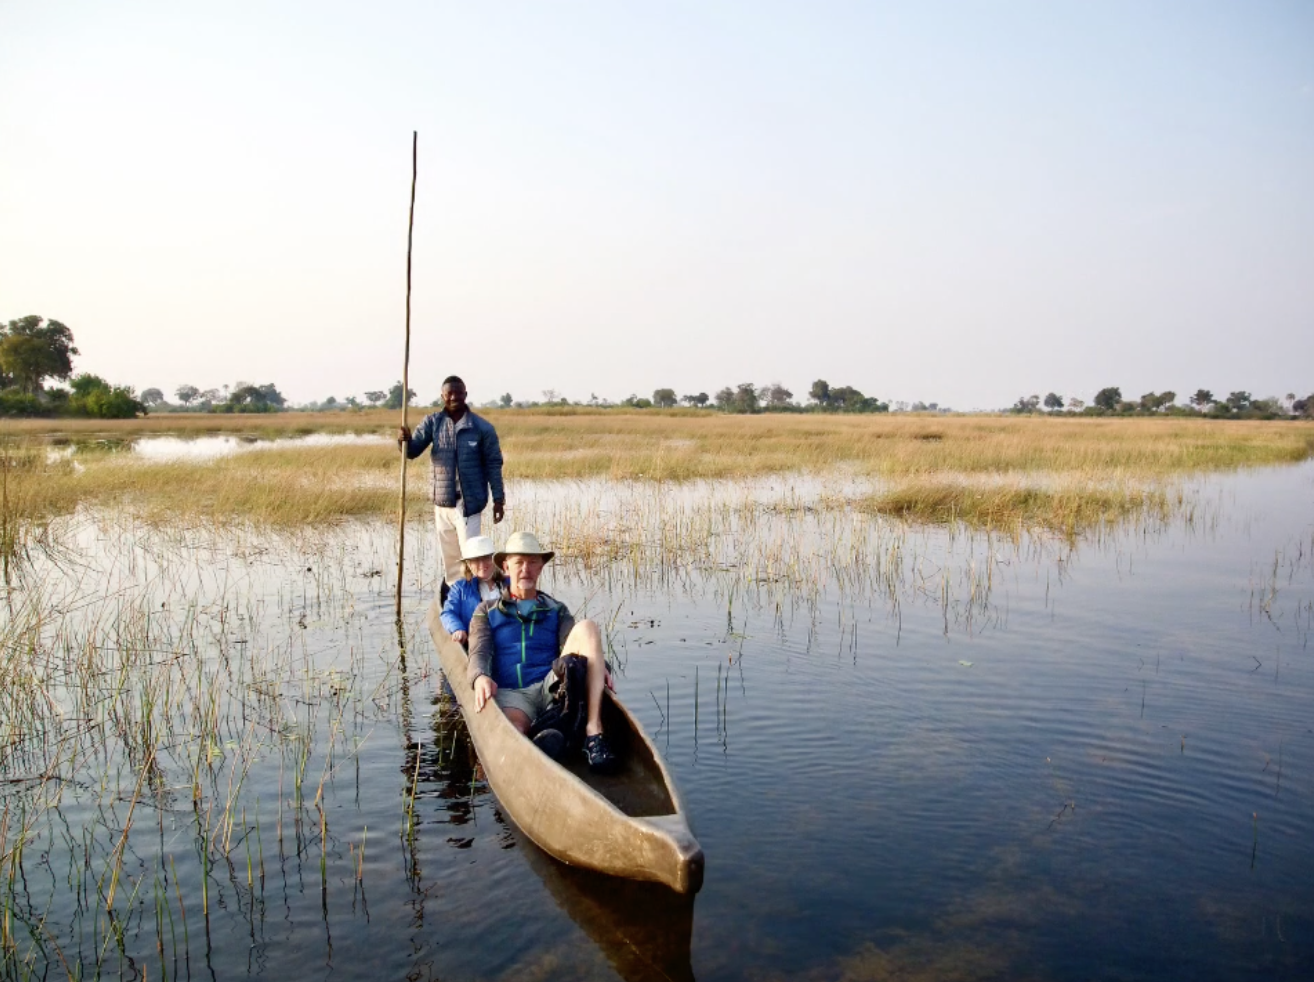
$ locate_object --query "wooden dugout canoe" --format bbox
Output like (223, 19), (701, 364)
(425, 602), (705, 894)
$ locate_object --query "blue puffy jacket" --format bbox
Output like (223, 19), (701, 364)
(440, 577), (503, 635)
(467, 594), (576, 691)
(404, 410), (505, 518)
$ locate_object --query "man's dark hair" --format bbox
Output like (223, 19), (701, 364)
(441, 375), (465, 390)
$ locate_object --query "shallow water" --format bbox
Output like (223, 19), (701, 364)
(132, 432), (390, 461)
(2, 463), (1312, 980)
(41, 431), (389, 462)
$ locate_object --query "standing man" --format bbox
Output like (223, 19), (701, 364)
(398, 375), (505, 599)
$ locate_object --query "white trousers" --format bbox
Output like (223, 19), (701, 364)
(434, 505), (482, 586)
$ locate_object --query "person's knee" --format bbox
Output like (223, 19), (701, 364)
(576, 619), (602, 647)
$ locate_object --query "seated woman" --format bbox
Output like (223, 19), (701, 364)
(467, 531), (618, 773)
(439, 535), (504, 644)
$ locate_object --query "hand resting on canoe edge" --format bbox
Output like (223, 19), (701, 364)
(466, 532), (620, 774)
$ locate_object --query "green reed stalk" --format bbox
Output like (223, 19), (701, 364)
(105, 749), (154, 910)
(170, 855), (188, 955)
(694, 666), (699, 738)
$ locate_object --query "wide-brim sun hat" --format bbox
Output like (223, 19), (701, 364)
(494, 530), (555, 567)
(460, 535), (497, 561)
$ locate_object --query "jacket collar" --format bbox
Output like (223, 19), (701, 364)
(496, 591), (560, 618)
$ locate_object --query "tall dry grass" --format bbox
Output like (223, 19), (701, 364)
(9, 409), (1314, 473)
(2, 414), (1311, 536)
(859, 478), (1183, 537)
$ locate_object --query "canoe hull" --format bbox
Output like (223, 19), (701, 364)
(425, 602), (704, 894)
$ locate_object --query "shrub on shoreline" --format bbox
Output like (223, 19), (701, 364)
(0, 374), (147, 419)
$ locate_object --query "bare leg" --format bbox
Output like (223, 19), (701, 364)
(503, 707), (532, 735)
(561, 619), (608, 736)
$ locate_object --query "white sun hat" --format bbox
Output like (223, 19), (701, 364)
(494, 530), (555, 567)
(460, 535), (497, 561)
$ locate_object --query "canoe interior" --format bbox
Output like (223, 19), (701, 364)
(554, 692), (676, 818)
(433, 645), (678, 818)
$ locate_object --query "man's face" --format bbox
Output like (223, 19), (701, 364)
(442, 382), (468, 416)
(504, 554), (544, 595)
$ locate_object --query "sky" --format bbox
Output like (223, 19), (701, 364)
(1, 1), (1312, 410)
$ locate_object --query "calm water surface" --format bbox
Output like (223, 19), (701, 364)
(3, 464), (1312, 980)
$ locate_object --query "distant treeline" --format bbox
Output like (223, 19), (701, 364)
(7, 314), (1310, 421)
(493, 380), (897, 414)
(1007, 388), (1314, 419)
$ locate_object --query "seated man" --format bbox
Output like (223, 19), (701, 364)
(466, 531), (618, 773)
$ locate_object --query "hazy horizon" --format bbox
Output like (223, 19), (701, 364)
(3, 1), (1312, 410)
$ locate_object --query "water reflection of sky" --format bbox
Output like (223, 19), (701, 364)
(4, 461), (1313, 980)
(130, 431), (390, 460)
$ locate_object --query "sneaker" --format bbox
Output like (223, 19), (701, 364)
(584, 733), (619, 774)
(532, 728), (566, 761)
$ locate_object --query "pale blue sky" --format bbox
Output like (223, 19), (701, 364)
(2, 1), (1311, 408)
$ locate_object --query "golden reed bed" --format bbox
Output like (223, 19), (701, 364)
(3, 411), (1312, 537)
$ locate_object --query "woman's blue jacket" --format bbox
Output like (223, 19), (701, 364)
(440, 577), (502, 635)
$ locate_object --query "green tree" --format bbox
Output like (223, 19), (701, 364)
(715, 384), (760, 413)
(761, 383), (793, 408)
(140, 387), (165, 406)
(385, 383), (417, 410)
(227, 385), (272, 411)
(1093, 387), (1122, 411)
(219, 382), (285, 413)
(68, 374), (146, 418)
(175, 384), (199, 406)
(71, 373), (108, 398)
(652, 388), (678, 408)
(1224, 391), (1251, 412)
(1250, 396), (1280, 415)
(499, 392), (513, 408)
(681, 392), (709, 407)
(1190, 389), (1214, 409)
(829, 385), (867, 411)
(809, 379), (832, 407)
(1043, 392), (1064, 411)
(365, 390), (386, 406)
(1010, 395), (1039, 413)
(0, 316), (79, 395)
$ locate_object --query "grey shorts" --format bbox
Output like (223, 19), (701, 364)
(493, 672), (555, 724)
